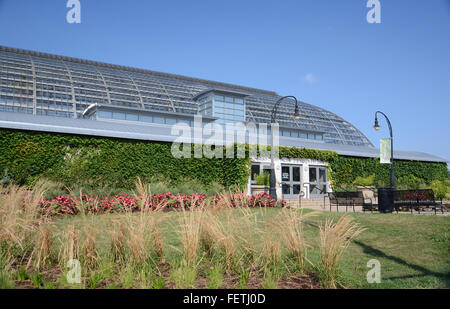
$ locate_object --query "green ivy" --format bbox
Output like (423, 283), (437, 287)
(0, 129), (446, 190)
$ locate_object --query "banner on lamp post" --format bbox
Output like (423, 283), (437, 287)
(380, 138), (391, 164)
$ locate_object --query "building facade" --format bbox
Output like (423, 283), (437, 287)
(0, 46), (446, 199)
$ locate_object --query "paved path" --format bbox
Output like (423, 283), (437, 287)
(296, 204), (450, 216)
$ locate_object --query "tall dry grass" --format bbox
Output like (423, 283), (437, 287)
(270, 209), (319, 272)
(0, 183), (49, 265)
(178, 201), (204, 268)
(318, 216), (365, 288)
(29, 223), (54, 270)
(81, 224), (99, 270)
(58, 224), (80, 266)
(110, 220), (127, 263)
(199, 195), (260, 273)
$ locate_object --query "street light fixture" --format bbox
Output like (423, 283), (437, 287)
(373, 117), (380, 131)
(269, 96), (300, 200)
(374, 111), (395, 189)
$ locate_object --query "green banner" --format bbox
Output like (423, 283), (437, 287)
(380, 138), (391, 164)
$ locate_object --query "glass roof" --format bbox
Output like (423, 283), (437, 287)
(0, 46), (373, 147)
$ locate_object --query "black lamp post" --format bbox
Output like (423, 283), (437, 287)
(374, 111), (395, 189)
(269, 96), (300, 200)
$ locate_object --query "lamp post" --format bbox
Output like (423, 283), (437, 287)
(374, 111), (395, 189)
(269, 96), (300, 200)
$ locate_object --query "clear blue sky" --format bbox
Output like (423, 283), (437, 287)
(0, 0), (449, 163)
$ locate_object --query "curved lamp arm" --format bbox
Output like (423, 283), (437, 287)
(271, 96), (299, 124)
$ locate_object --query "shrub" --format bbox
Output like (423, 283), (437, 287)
(352, 175), (375, 187)
(430, 180), (450, 201)
(397, 175), (426, 190)
(254, 173), (270, 186)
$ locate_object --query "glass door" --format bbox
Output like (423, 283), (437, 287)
(281, 164), (302, 199)
(309, 166), (328, 197)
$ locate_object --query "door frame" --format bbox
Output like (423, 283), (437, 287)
(280, 164), (302, 199)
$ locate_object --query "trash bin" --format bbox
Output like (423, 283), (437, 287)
(378, 188), (394, 213)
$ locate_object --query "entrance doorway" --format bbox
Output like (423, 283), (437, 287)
(281, 164), (302, 199)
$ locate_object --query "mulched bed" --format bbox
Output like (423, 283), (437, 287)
(13, 264), (321, 289)
(14, 272), (322, 289)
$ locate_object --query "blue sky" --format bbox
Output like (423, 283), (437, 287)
(0, 0), (449, 163)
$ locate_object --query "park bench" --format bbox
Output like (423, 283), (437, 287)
(394, 189), (444, 215)
(328, 192), (360, 212)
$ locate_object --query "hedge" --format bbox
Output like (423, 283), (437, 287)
(0, 129), (447, 190)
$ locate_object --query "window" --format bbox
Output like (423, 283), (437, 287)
(112, 112), (125, 120)
(210, 93), (246, 124)
(251, 164), (260, 181)
(165, 118), (176, 125)
(98, 111), (112, 119)
(309, 166), (328, 196)
(126, 113), (138, 121)
(214, 95), (224, 102)
(153, 116), (165, 124)
(140, 115), (153, 123)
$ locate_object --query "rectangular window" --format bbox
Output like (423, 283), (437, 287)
(112, 112), (125, 120)
(153, 116), (165, 124)
(214, 95), (224, 102)
(165, 118), (176, 125)
(126, 113), (138, 121)
(140, 115), (153, 123)
(251, 164), (260, 181)
(98, 111), (112, 119)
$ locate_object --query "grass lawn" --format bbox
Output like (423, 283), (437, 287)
(50, 208), (450, 289)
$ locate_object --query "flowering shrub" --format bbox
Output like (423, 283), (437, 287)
(398, 190), (434, 201)
(38, 192), (285, 216)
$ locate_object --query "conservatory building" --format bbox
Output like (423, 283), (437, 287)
(0, 46), (446, 200)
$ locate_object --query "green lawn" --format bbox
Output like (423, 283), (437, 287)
(52, 208), (450, 289)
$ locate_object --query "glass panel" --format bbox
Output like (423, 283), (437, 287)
(165, 118), (176, 125)
(282, 166), (290, 181)
(153, 116), (164, 124)
(126, 113), (138, 121)
(293, 184), (301, 195)
(214, 95), (224, 102)
(98, 111), (112, 119)
(140, 115), (152, 123)
(319, 168), (326, 182)
(309, 184), (320, 195)
(309, 168), (317, 183)
(234, 98), (244, 104)
(112, 112), (125, 120)
(282, 184), (290, 195)
(225, 96), (234, 103)
(251, 164), (260, 181)
(293, 167), (300, 182)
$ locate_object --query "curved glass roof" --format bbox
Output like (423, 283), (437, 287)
(0, 46), (373, 147)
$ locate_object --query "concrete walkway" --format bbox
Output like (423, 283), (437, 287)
(297, 204), (450, 216)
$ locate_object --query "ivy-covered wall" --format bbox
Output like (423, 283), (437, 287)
(0, 129), (251, 189)
(0, 129), (447, 189)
